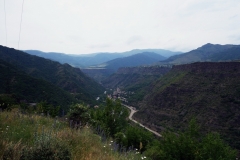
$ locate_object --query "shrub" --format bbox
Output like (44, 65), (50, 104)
(145, 119), (237, 160)
(21, 133), (70, 160)
(68, 104), (90, 128)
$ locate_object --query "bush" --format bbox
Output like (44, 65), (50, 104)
(145, 119), (237, 160)
(21, 133), (70, 160)
(68, 103), (90, 128)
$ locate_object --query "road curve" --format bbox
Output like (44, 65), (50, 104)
(122, 104), (162, 137)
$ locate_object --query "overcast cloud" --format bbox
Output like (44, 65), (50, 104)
(1, 0), (240, 54)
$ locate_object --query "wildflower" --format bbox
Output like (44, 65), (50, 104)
(103, 145), (106, 147)
(111, 140), (113, 143)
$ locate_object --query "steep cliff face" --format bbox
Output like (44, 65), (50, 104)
(135, 62), (240, 149)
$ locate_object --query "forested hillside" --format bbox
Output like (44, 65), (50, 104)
(0, 45), (104, 104)
(102, 66), (170, 106)
(135, 62), (240, 149)
(0, 59), (76, 110)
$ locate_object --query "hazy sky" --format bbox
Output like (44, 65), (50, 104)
(1, 0), (240, 54)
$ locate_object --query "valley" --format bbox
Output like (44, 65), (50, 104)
(1, 43), (240, 159)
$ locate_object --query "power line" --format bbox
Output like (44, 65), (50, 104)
(18, 0), (25, 50)
(3, 0), (7, 46)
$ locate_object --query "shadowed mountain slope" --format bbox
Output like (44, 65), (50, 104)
(134, 62), (240, 149)
(0, 45), (104, 104)
(0, 59), (76, 109)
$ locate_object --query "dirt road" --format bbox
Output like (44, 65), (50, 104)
(122, 104), (162, 137)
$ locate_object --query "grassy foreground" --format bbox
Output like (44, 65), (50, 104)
(0, 109), (147, 160)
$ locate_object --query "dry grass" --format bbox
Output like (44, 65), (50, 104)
(0, 109), (143, 160)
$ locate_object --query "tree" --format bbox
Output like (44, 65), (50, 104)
(103, 98), (128, 136)
(68, 104), (90, 127)
(145, 119), (237, 160)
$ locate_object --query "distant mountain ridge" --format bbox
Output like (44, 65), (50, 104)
(82, 52), (167, 82)
(159, 43), (240, 65)
(25, 49), (182, 68)
(94, 52), (167, 71)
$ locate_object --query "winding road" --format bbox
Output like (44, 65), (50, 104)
(122, 104), (162, 137)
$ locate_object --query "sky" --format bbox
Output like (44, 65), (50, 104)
(1, 0), (240, 54)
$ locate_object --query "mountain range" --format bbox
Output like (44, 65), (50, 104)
(159, 43), (240, 65)
(89, 52), (166, 71)
(1, 43), (240, 150)
(25, 49), (181, 68)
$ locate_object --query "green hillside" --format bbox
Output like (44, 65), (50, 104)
(135, 62), (240, 149)
(0, 101), (236, 160)
(0, 59), (76, 110)
(0, 45), (104, 104)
